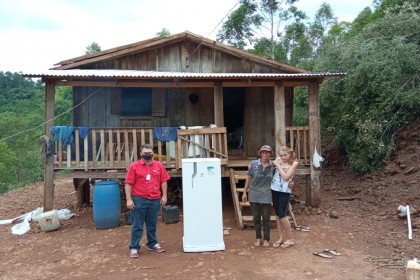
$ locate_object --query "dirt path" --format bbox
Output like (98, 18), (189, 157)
(0, 173), (414, 280)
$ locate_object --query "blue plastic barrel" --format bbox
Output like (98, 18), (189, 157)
(93, 180), (121, 229)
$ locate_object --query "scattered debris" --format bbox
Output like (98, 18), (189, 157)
(335, 196), (359, 201)
(238, 251), (252, 256)
(364, 255), (408, 270)
(329, 211), (339, 219)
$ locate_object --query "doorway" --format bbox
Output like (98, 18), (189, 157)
(223, 88), (245, 151)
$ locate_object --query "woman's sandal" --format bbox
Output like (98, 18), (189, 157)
(313, 251), (332, 258)
(253, 240), (261, 247)
(296, 225), (310, 232)
(262, 241), (270, 247)
(272, 241), (282, 248)
(324, 249), (341, 256)
(280, 242), (294, 248)
(280, 241), (295, 248)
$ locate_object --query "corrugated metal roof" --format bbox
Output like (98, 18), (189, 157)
(23, 69), (345, 79)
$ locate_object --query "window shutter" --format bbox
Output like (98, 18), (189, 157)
(152, 88), (166, 116)
(110, 88), (121, 115)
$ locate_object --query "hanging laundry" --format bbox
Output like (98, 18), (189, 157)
(153, 127), (178, 142)
(50, 126), (75, 148)
(76, 127), (90, 139)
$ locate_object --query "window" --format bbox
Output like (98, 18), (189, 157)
(121, 88), (152, 116)
(111, 87), (166, 117)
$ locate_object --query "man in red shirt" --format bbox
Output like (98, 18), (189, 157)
(125, 144), (170, 258)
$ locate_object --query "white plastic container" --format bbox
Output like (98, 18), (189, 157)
(407, 258), (420, 280)
(35, 210), (61, 232)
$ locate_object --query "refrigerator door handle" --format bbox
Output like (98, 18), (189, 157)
(192, 162), (197, 189)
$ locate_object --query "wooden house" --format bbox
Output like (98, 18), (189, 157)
(25, 31), (343, 228)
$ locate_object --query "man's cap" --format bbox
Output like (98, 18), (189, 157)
(259, 145), (273, 153)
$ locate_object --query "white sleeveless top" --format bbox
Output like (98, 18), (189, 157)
(271, 166), (292, 194)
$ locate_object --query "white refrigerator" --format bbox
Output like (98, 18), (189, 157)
(182, 158), (225, 252)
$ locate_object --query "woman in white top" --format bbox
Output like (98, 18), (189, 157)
(271, 146), (299, 248)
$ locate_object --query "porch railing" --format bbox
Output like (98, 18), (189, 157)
(285, 126), (310, 165)
(53, 127), (228, 171)
(52, 126), (308, 170)
(176, 127), (228, 169)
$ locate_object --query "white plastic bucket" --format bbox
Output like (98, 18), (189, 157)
(35, 210), (61, 232)
(406, 258), (420, 280)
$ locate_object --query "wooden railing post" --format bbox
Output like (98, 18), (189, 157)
(308, 82), (321, 207)
(44, 80), (55, 211)
(274, 82), (286, 154)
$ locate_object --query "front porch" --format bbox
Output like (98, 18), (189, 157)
(52, 126), (311, 178)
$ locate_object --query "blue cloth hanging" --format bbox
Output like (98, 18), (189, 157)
(77, 127), (90, 139)
(153, 127), (178, 142)
(50, 126), (75, 148)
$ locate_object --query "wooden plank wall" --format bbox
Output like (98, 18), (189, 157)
(94, 41), (284, 73)
(185, 88), (214, 126)
(73, 87), (120, 127)
(73, 86), (217, 130)
(244, 87), (275, 157)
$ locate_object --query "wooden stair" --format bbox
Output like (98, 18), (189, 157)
(229, 168), (297, 229)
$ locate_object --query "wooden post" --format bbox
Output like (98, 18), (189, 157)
(44, 80), (55, 211)
(285, 87), (294, 126)
(308, 81), (321, 206)
(73, 178), (91, 208)
(274, 82), (286, 154)
(214, 82), (224, 127)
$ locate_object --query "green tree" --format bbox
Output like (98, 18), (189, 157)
(0, 141), (15, 193)
(0, 111), (43, 190)
(156, 28), (170, 37)
(0, 72), (74, 192)
(55, 86), (72, 125)
(85, 42), (101, 54)
(293, 86), (308, 126)
(216, 1), (261, 49)
(250, 37), (287, 61)
(308, 3), (337, 56)
(282, 22), (311, 65)
(217, 0), (305, 60)
(0, 72), (57, 192)
(346, 7), (373, 38)
(315, 6), (420, 172)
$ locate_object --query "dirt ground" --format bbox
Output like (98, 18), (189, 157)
(0, 120), (419, 280)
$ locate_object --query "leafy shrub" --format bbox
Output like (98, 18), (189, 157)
(315, 9), (420, 172)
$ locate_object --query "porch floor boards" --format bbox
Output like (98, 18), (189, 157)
(54, 159), (310, 179)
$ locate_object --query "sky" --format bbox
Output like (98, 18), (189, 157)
(0, 0), (373, 73)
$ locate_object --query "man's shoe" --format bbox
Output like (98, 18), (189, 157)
(147, 243), (165, 253)
(130, 249), (139, 258)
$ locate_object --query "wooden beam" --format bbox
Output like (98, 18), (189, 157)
(308, 82), (321, 207)
(177, 127), (226, 135)
(177, 136), (227, 157)
(214, 82), (224, 127)
(44, 81), (55, 211)
(223, 81), (310, 87)
(56, 80), (216, 88)
(274, 83), (286, 154)
(55, 79), (316, 88)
